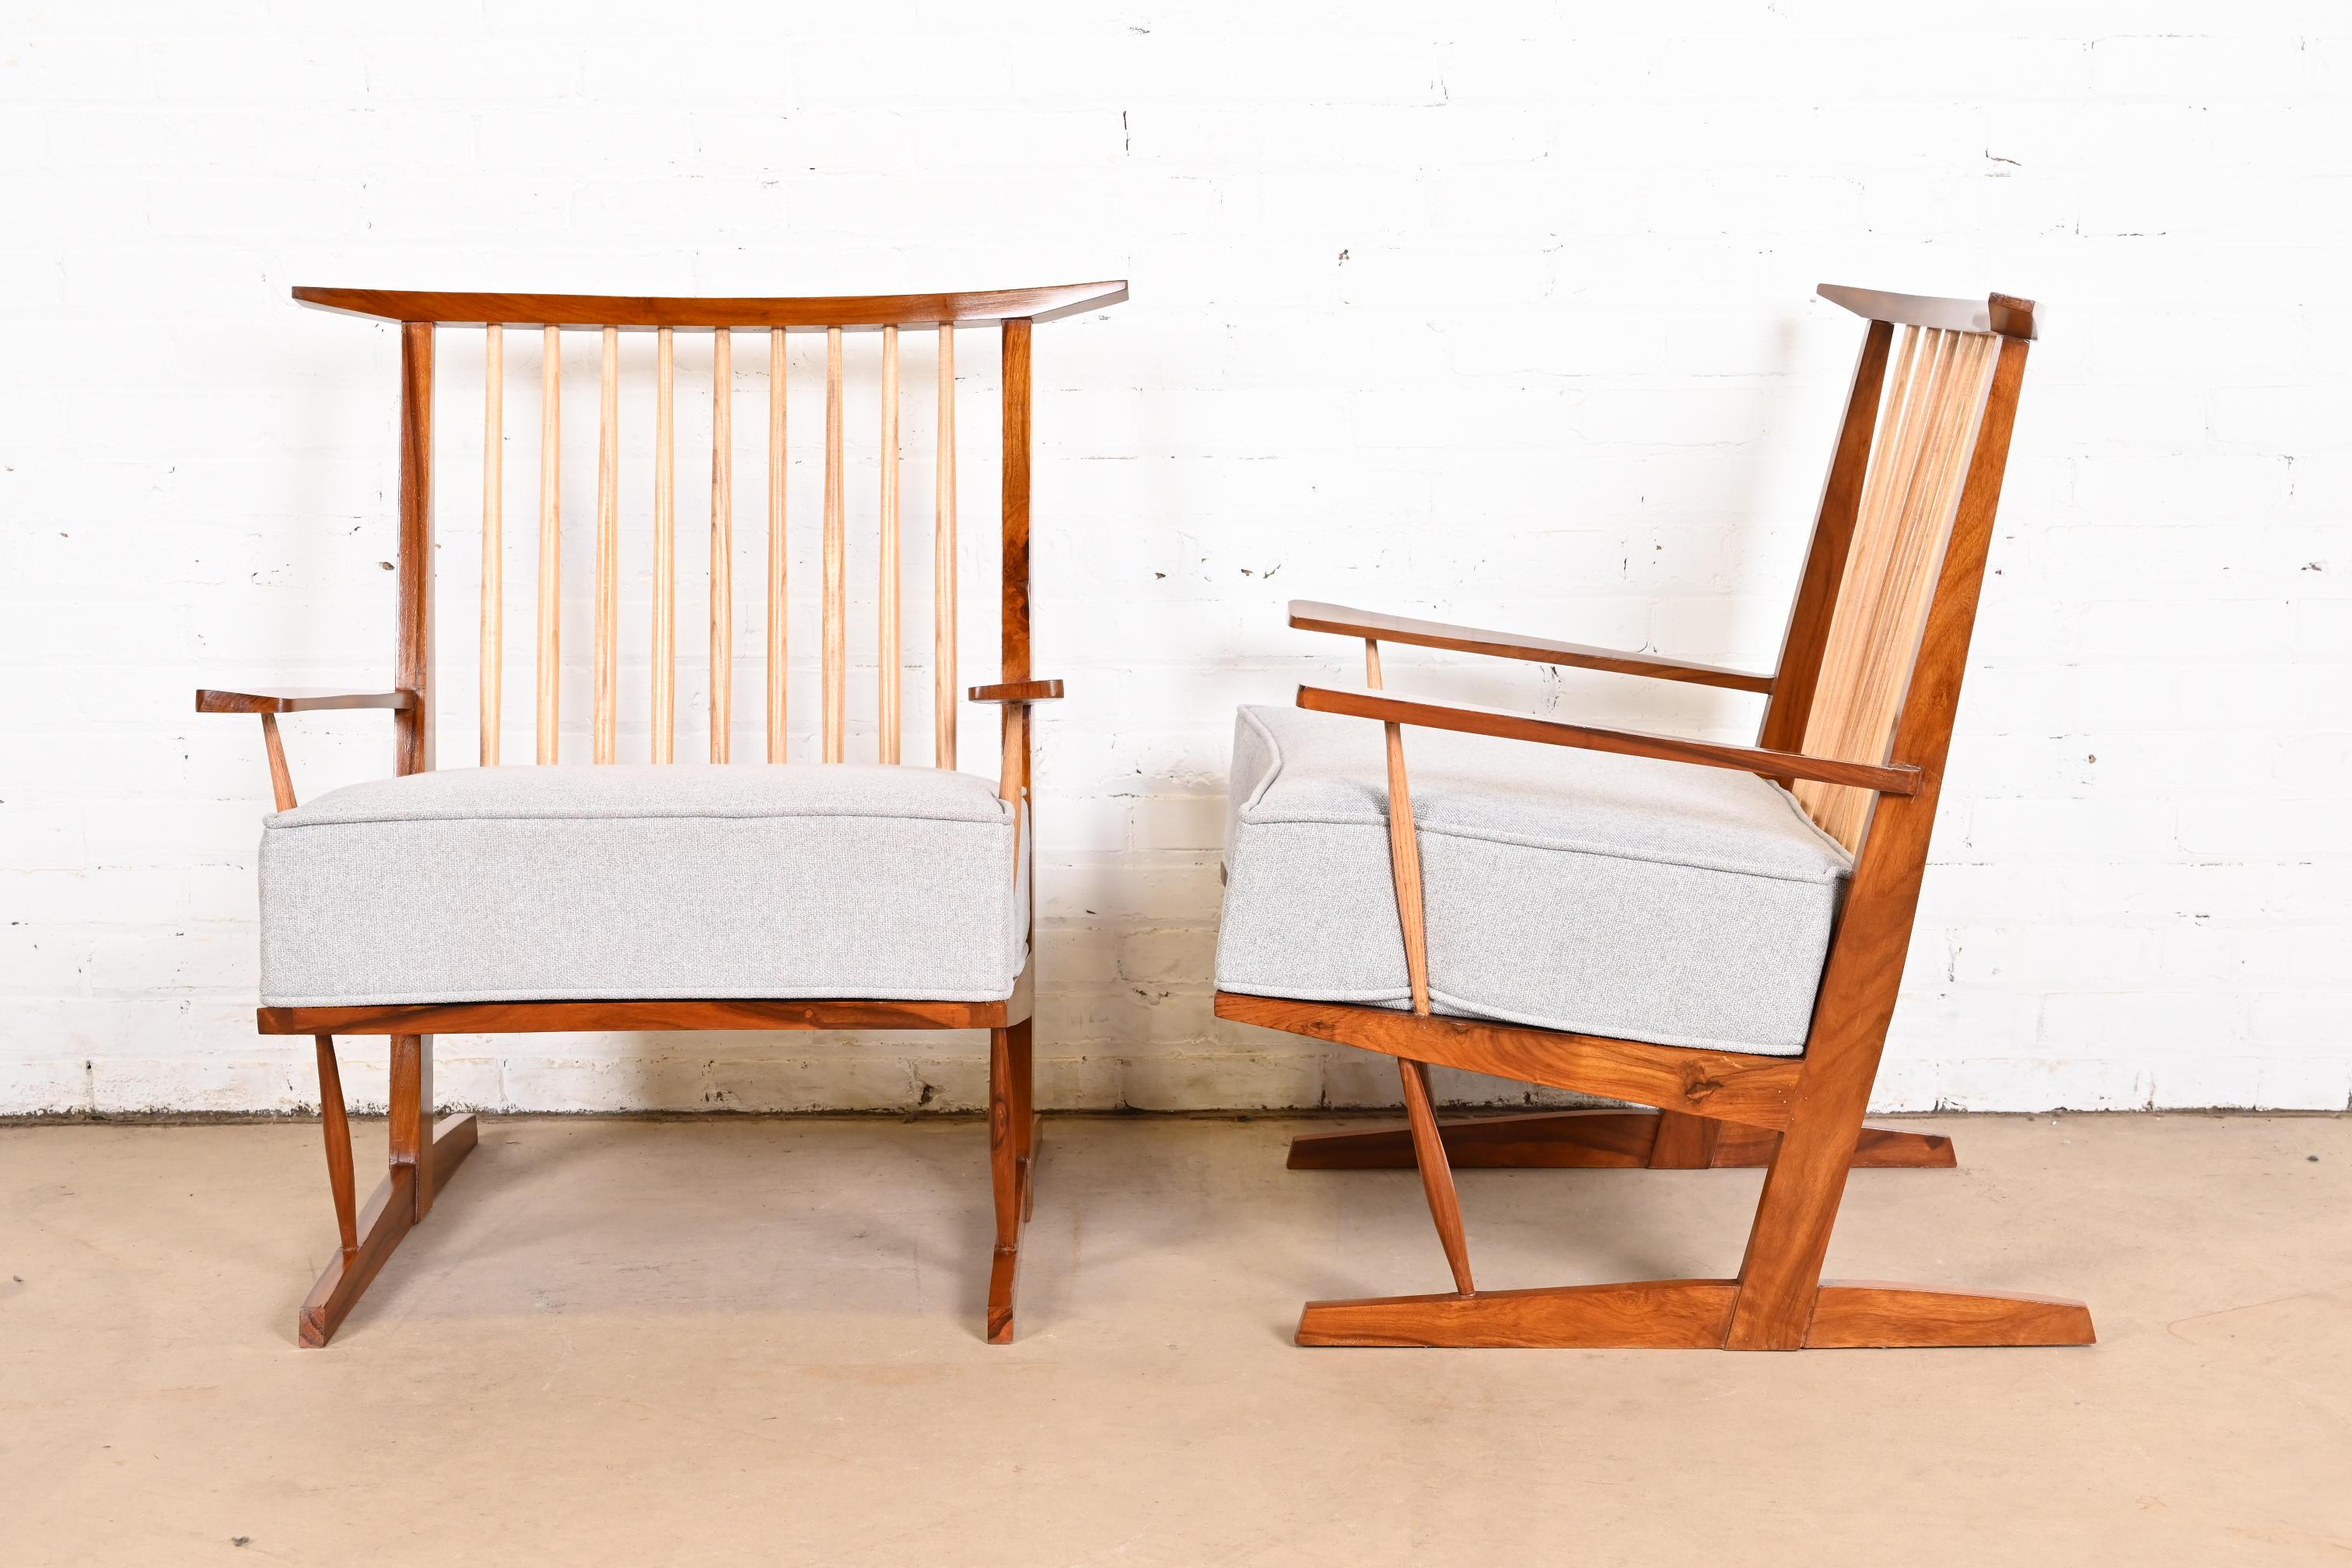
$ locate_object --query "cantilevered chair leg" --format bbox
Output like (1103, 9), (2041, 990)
(298, 1033), (479, 1348)
(1286, 1109), (1955, 1171)
(1397, 1058), (1474, 1295)
(313, 1036), (359, 1257)
(985, 1020), (1038, 1344)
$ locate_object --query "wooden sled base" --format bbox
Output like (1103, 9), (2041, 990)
(305, 1016), (1044, 1349)
(1297, 1279), (2095, 1349)
(299, 1113), (478, 1347)
(1287, 1108), (1955, 1171)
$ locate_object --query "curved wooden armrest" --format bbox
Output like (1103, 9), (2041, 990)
(968, 680), (1065, 704)
(1297, 684), (1920, 796)
(1288, 600), (1774, 695)
(196, 688), (417, 715)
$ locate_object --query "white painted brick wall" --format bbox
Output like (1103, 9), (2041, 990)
(3, 2), (2347, 1115)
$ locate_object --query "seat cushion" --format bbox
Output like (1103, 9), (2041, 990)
(259, 765), (1026, 1006)
(1215, 706), (1852, 1055)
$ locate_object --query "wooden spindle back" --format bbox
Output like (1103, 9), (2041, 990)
(1791, 318), (2004, 851)
(295, 284), (1127, 775)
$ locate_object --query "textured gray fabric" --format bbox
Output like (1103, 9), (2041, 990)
(1214, 706), (1852, 1055)
(259, 764), (1027, 1006)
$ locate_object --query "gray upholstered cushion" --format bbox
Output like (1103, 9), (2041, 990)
(1215, 705), (1851, 1056)
(259, 765), (1026, 1006)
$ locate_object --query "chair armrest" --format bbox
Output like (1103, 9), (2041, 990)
(1289, 600), (1775, 695)
(1297, 684), (1920, 796)
(968, 680), (1065, 704)
(195, 687), (413, 813)
(196, 688), (417, 714)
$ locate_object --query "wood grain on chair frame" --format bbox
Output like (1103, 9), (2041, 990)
(200, 282), (1128, 1349)
(1224, 284), (2088, 1351)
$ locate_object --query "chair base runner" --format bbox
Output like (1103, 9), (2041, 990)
(299, 1114), (478, 1348)
(1296, 1279), (2092, 1349)
(1286, 1109), (1955, 1171)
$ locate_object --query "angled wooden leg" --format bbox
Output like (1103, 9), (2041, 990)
(1725, 1073), (1872, 1349)
(1010, 1016), (1037, 1223)
(1647, 1110), (1720, 1169)
(985, 1023), (1024, 1344)
(1289, 1110), (1955, 1171)
(298, 1033), (478, 1348)
(1397, 1058), (1474, 1296)
(313, 1036), (359, 1256)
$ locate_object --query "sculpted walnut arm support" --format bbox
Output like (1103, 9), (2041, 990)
(193, 688), (418, 810)
(967, 680), (1066, 876)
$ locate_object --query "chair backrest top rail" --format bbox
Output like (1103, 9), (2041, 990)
(1818, 283), (2037, 341)
(292, 282), (1129, 329)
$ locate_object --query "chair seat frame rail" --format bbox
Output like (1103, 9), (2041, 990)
(199, 282), (1125, 1347)
(1215, 285), (2094, 1350)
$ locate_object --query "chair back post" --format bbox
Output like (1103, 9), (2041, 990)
(1001, 317), (1034, 803)
(1727, 322), (2031, 1349)
(396, 320), (435, 777)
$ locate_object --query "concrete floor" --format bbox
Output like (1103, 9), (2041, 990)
(0, 1113), (2345, 1565)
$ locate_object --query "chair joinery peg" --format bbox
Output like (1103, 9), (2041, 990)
(199, 282), (1128, 1348)
(1219, 285), (2092, 1352)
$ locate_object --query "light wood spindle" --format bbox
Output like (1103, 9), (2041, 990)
(536, 325), (561, 764)
(711, 329), (733, 763)
(879, 324), (901, 763)
(767, 327), (788, 762)
(1794, 324), (1921, 795)
(998, 702), (1027, 871)
(935, 324), (957, 770)
(823, 326), (845, 762)
(593, 326), (619, 764)
(1364, 639), (1431, 1015)
(479, 324), (502, 766)
(653, 327), (676, 762)
(1795, 326), (2001, 852)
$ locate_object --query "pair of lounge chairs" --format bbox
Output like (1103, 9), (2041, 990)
(200, 280), (2091, 1352)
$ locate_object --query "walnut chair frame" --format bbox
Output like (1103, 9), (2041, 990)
(1215, 285), (2095, 1350)
(198, 282), (1126, 1347)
